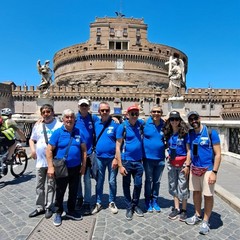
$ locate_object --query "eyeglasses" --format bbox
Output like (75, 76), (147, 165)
(152, 111), (162, 114)
(130, 112), (139, 117)
(170, 117), (180, 121)
(41, 110), (51, 114)
(80, 104), (89, 107)
(100, 109), (110, 113)
(189, 116), (199, 122)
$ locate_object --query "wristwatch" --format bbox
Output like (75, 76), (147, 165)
(212, 170), (218, 174)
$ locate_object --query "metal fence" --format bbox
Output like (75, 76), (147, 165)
(229, 128), (240, 154)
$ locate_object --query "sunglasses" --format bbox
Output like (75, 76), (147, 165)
(189, 116), (199, 122)
(152, 110), (162, 114)
(80, 104), (89, 107)
(41, 110), (51, 114)
(130, 112), (139, 117)
(170, 117), (180, 121)
(100, 109), (110, 113)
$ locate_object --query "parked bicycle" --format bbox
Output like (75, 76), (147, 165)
(0, 140), (28, 178)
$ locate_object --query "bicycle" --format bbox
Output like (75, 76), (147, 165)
(0, 139), (28, 178)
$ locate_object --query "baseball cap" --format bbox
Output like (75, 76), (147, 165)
(187, 111), (200, 119)
(169, 111), (181, 119)
(127, 105), (139, 112)
(78, 99), (90, 106)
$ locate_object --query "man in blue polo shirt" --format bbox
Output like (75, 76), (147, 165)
(91, 102), (119, 215)
(185, 111), (221, 235)
(75, 99), (99, 215)
(115, 105), (145, 220)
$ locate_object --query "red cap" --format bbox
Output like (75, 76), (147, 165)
(127, 105), (140, 112)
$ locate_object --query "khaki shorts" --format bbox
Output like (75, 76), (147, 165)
(189, 171), (215, 196)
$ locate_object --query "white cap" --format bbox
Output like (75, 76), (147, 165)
(78, 99), (90, 106)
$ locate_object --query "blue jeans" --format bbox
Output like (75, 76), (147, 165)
(95, 157), (118, 204)
(77, 165), (92, 204)
(122, 160), (144, 209)
(143, 159), (165, 202)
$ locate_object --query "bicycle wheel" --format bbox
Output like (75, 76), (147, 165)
(10, 150), (28, 178)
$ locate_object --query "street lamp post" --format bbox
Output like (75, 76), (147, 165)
(208, 85), (212, 120)
(147, 97), (152, 115)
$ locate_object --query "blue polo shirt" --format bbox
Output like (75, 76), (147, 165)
(188, 125), (220, 170)
(168, 133), (189, 157)
(75, 112), (99, 155)
(49, 125), (86, 168)
(143, 117), (165, 160)
(95, 118), (119, 158)
(116, 119), (144, 161)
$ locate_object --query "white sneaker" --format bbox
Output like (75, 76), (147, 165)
(91, 203), (102, 215)
(109, 202), (118, 214)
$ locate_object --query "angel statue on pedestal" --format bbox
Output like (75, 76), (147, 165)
(37, 60), (53, 91)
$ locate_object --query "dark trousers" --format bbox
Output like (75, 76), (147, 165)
(122, 160), (144, 209)
(55, 165), (80, 214)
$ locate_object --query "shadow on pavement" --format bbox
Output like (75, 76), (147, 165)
(0, 171), (35, 188)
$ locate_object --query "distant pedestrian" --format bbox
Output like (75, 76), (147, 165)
(185, 111), (221, 235)
(46, 109), (87, 227)
(115, 105), (145, 220)
(163, 110), (190, 221)
(29, 104), (62, 219)
(143, 105), (165, 213)
(91, 102), (119, 215)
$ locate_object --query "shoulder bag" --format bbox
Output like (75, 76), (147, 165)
(52, 133), (73, 179)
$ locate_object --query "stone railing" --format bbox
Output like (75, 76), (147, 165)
(14, 118), (240, 164)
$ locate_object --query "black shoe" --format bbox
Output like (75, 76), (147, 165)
(29, 209), (45, 218)
(66, 211), (83, 221)
(168, 208), (180, 220)
(126, 208), (133, 221)
(76, 197), (83, 210)
(134, 206), (144, 217)
(82, 203), (91, 215)
(45, 208), (53, 219)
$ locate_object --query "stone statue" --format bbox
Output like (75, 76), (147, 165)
(37, 60), (53, 90)
(165, 57), (185, 97)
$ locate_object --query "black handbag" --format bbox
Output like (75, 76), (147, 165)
(52, 136), (73, 179)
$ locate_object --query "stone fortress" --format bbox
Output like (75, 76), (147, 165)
(1, 14), (240, 120)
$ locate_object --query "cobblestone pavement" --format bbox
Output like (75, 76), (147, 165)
(0, 148), (240, 240)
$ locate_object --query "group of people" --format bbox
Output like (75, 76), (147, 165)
(26, 100), (221, 235)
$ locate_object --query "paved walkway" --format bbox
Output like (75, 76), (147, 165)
(0, 147), (240, 240)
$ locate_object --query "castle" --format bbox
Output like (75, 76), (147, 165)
(1, 15), (240, 120)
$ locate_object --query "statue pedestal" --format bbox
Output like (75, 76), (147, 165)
(168, 96), (187, 121)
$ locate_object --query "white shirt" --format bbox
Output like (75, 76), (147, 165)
(30, 119), (62, 168)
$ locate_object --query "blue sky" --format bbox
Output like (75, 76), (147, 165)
(0, 0), (239, 90)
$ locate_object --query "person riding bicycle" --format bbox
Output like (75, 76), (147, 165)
(0, 108), (26, 166)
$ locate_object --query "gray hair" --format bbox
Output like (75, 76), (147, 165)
(62, 109), (75, 119)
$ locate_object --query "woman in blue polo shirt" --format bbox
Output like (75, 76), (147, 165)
(163, 110), (190, 221)
(46, 109), (87, 227)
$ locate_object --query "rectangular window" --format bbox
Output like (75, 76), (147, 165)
(122, 42), (128, 50)
(202, 105), (206, 109)
(110, 28), (115, 36)
(96, 36), (101, 44)
(136, 36), (141, 45)
(116, 42), (121, 50)
(123, 28), (128, 36)
(109, 41), (114, 49)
